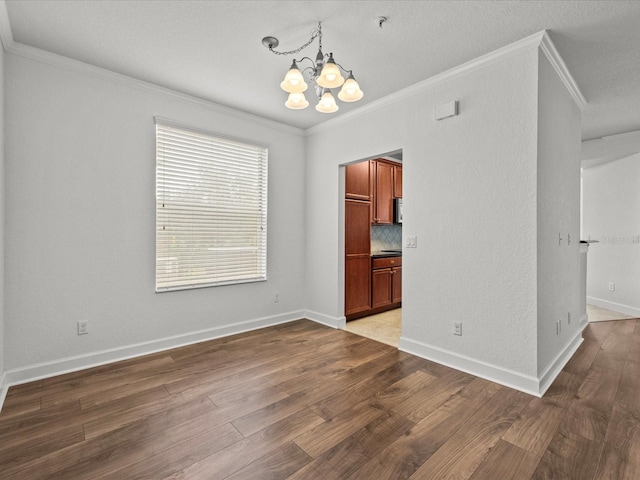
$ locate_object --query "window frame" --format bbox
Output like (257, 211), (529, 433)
(155, 117), (268, 292)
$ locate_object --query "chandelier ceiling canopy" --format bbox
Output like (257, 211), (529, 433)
(262, 22), (363, 113)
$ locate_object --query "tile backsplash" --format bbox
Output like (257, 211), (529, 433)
(371, 224), (402, 252)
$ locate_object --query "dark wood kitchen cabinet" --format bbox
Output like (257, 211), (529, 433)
(372, 160), (394, 224)
(345, 161), (371, 201)
(392, 265), (402, 303)
(345, 199), (371, 317)
(393, 164), (403, 198)
(371, 256), (402, 310)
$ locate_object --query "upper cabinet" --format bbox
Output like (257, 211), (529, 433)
(370, 159), (402, 225)
(373, 160), (394, 224)
(345, 161), (371, 201)
(393, 164), (402, 198)
(346, 158), (402, 225)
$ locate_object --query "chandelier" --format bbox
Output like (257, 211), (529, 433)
(262, 22), (363, 113)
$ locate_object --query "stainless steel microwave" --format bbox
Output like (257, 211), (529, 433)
(394, 198), (403, 224)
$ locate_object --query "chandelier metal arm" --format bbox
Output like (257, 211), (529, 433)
(264, 23), (322, 56)
(332, 60), (353, 77)
(262, 21), (363, 113)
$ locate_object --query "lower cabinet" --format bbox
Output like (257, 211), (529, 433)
(392, 266), (402, 303)
(345, 256), (372, 317)
(346, 254), (402, 321)
(371, 256), (402, 310)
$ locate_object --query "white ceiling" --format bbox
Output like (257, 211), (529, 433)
(3, 0), (640, 140)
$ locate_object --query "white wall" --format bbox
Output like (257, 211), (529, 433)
(535, 50), (583, 376)
(306, 40), (543, 390)
(4, 52), (307, 375)
(0, 38), (5, 394)
(305, 33), (583, 395)
(583, 153), (640, 316)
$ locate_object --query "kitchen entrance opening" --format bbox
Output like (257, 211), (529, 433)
(343, 151), (403, 347)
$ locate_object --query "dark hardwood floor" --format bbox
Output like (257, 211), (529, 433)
(0, 318), (638, 479)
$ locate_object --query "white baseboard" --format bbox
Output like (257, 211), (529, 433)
(2, 310), (307, 396)
(537, 314), (587, 395)
(398, 337), (543, 396)
(399, 317), (588, 398)
(587, 297), (640, 318)
(0, 372), (8, 414)
(303, 310), (345, 329)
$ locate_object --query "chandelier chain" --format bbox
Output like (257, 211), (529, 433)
(268, 23), (322, 56)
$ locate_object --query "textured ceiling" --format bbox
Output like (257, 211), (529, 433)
(4, 0), (640, 139)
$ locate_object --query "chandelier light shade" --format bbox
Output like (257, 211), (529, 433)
(285, 92), (310, 109)
(262, 22), (363, 113)
(315, 90), (339, 113)
(338, 73), (364, 102)
(280, 61), (308, 93)
(316, 54), (345, 89)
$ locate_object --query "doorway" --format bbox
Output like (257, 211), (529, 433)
(343, 151), (403, 347)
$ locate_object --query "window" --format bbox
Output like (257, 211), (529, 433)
(155, 118), (268, 291)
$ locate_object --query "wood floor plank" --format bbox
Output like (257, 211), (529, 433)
(540, 370), (582, 409)
(287, 410), (415, 480)
(407, 387), (531, 479)
(347, 378), (501, 480)
(390, 368), (475, 423)
(0, 423), (84, 473)
(0, 397), (219, 480)
(532, 425), (603, 480)
(231, 392), (309, 437)
(100, 423), (242, 480)
(40, 412), (240, 480)
(468, 439), (541, 480)
(0, 397), (41, 421)
(615, 352), (640, 415)
(1, 319), (637, 480)
(563, 361), (622, 442)
(308, 355), (428, 420)
(583, 321), (616, 343)
(5, 379), (43, 397)
(294, 401), (387, 458)
(40, 355), (177, 406)
(373, 369), (438, 412)
(0, 399), (82, 441)
(563, 337), (601, 377)
(502, 397), (567, 456)
(593, 404), (640, 480)
(169, 408), (324, 480)
(224, 441), (312, 480)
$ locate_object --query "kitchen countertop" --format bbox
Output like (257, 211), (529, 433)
(371, 250), (402, 258)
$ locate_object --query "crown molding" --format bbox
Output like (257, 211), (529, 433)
(539, 31), (587, 109)
(307, 30), (547, 136)
(0, 8), (304, 138)
(307, 30), (587, 136)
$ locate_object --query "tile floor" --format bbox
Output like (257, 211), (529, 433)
(586, 303), (635, 322)
(344, 308), (402, 347)
(344, 304), (635, 348)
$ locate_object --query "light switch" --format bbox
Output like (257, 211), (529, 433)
(406, 236), (417, 248)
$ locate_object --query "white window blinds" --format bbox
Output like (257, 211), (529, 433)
(155, 118), (268, 291)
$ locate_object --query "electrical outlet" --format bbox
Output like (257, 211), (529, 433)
(274, 292), (279, 303)
(608, 282), (615, 292)
(406, 236), (417, 248)
(77, 320), (89, 335)
(453, 322), (462, 336)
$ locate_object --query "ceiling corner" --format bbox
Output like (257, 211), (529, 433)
(539, 31), (587, 110)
